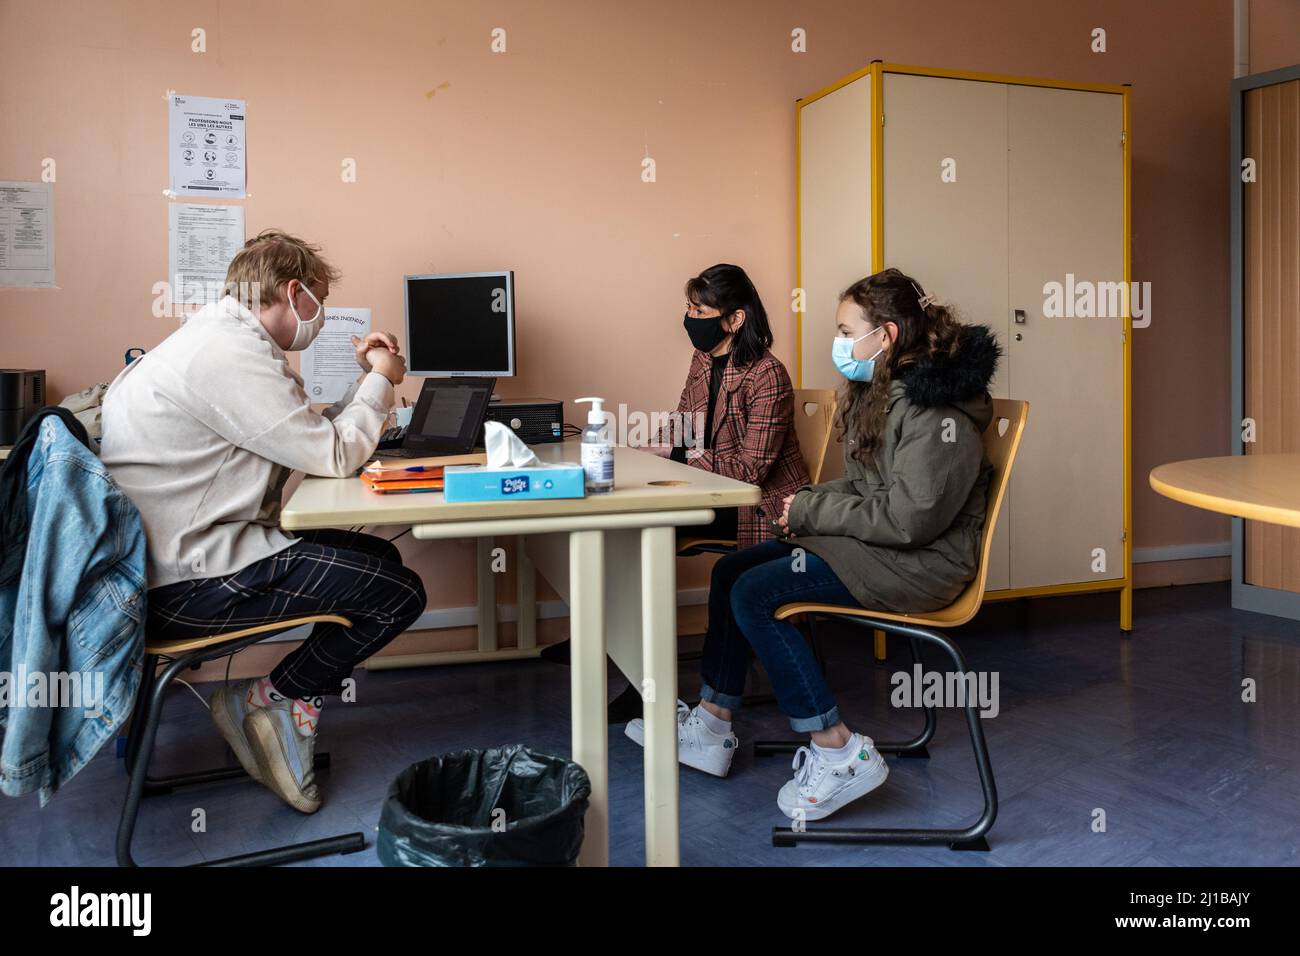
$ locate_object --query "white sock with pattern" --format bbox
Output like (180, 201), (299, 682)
(245, 676), (285, 709)
(291, 696), (322, 737)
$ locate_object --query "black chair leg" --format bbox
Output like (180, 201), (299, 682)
(755, 630), (936, 758)
(808, 617), (827, 676)
(122, 653), (159, 776)
(758, 617), (997, 852)
(893, 636), (937, 759)
(117, 651), (366, 867)
(124, 658), (332, 796)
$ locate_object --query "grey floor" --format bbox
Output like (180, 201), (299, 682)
(4, 581), (1299, 867)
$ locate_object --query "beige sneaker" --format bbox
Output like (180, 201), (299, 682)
(208, 679), (264, 784)
(244, 701), (322, 814)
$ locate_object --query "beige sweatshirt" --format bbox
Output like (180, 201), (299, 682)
(100, 295), (394, 588)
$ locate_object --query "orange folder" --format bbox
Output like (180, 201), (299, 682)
(360, 473), (445, 494)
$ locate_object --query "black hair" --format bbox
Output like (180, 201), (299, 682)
(684, 263), (774, 366)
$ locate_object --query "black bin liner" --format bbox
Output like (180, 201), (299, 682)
(377, 745), (591, 867)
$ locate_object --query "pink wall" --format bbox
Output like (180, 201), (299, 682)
(1250, 0), (1300, 74)
(2, 0), (1291, 617)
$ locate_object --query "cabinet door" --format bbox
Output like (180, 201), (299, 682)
(883, 72), (1011, 590)
(798, 74), (873, 390)
(1243, 78), (1300, 595)
(1007, 85), (1125, 588)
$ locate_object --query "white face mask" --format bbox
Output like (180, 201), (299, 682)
(286, 280), (324, 351)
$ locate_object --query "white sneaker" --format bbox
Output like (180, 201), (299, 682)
(625, 700), (738, 778)
(777, 733), (888, 821)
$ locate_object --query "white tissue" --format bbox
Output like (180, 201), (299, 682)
(484, 420), (541, 468)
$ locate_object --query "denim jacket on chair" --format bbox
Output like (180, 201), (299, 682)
(0, 413), (146, 804)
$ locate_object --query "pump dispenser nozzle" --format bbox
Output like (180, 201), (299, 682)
(575, 396), (607, 425)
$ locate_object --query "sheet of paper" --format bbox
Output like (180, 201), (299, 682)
(0, 181), (56, 288)
(302, 308), (371, 403)
(168, 94), (247, 198)
(168, 202), (245, 311)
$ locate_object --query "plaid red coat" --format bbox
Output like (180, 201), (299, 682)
(660, 348), (809, 547)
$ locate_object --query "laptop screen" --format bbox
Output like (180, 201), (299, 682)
(407, 377), (494, 451)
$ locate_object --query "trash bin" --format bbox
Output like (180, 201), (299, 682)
(377, 745), (591, 867)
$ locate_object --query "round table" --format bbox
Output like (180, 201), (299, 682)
(1149, 453), (1300, 528)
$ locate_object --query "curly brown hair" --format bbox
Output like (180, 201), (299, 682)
(835, 268), (966, 464)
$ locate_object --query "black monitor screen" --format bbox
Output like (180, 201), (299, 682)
(405, 272), (514, 376)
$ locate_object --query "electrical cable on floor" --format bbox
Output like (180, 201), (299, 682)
(172, 678), (211, 711)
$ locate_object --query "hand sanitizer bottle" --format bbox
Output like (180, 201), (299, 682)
(575, 396), (614, 494)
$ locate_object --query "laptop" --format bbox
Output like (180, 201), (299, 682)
(377, 377), (495, 458)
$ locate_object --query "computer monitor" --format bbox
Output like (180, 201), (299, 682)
(404, 271), (515, 378)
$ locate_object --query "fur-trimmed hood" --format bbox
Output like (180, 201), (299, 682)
(891, 323), (1000, 424)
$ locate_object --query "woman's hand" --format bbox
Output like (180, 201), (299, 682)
(645, 443), (676, 458)
(778, 494), (796, 535)
(352, 331), (399, 372)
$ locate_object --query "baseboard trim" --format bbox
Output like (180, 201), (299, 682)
(1132, 541), (1230, 563)
(258, 588), (715, 643)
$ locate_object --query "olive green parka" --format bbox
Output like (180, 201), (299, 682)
(785, 324), (1000, 613)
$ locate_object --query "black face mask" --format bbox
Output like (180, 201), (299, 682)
(683, 311), (731, 352)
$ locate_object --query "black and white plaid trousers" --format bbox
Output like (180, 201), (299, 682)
(146, 529), (427, 698)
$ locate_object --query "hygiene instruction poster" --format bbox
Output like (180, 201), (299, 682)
(168, 94), (246, 197)
(302, 308), (372, 403)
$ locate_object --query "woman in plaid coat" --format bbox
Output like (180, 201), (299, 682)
(646, 263), (809, 547)
(550, 263), (808, 722)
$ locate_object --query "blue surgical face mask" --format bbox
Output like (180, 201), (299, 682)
(832, 326), (885, 381)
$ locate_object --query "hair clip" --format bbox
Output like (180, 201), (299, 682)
(911, 281), (937, 310)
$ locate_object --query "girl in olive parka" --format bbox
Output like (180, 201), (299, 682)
(625, 268), (1000, 822)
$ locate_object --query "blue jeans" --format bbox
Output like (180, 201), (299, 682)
(699, 539), (860, 732)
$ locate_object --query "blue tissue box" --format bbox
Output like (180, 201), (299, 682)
(442, 463), (586, 502)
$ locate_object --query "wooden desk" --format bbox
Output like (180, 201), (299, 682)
(283, 439), (760, 867)
(1149, 454), (1300, 528)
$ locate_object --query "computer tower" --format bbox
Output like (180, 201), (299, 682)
(482, 397), (564, 444)
(0, 369), (45, 445)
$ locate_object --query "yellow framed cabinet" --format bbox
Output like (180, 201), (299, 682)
(796, 62), (1132, 630)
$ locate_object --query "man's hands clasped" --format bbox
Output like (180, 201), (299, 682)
(352, 331), (406, 386)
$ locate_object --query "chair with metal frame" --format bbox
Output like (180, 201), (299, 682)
(116, 615), (368, 867)
(754, 398), (1028, 852)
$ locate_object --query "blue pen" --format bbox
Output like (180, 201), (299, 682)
(357, 464), (442, 477)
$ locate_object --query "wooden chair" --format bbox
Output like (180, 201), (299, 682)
(116, 616), (368, 867)
(756, 398), (1028, 852)
(677, 389), (838, 558)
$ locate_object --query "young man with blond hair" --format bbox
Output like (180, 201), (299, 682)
(101, 230), (424, 814)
